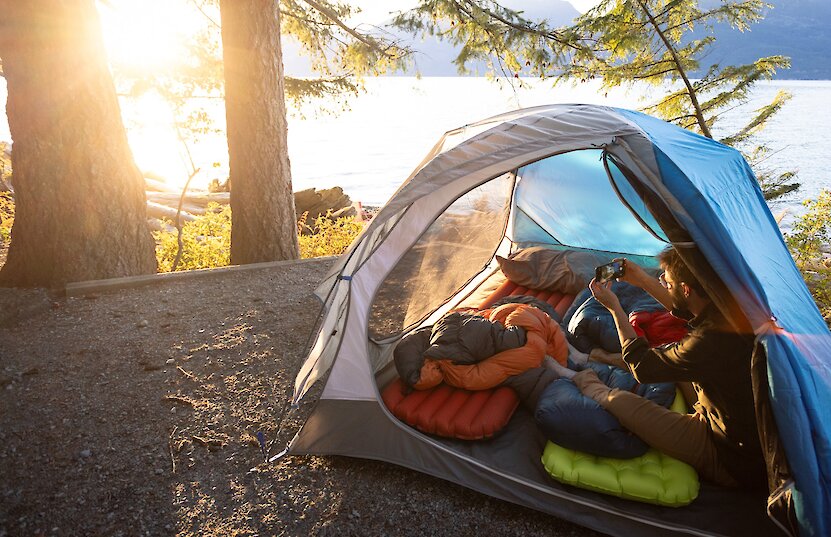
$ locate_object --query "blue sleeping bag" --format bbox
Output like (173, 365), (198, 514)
(534, 362), (677, 459)
(562, 281), (665, 353)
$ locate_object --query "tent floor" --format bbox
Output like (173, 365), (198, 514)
(433, 406), (779, 537)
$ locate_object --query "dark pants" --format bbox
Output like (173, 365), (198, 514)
(603, 389), (738, 487)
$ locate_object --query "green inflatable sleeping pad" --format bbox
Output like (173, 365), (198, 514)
(541, 388), (700, 507)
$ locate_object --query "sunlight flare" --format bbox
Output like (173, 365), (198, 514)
(121, 91), (190, 189)
(99, 0), (198, 74)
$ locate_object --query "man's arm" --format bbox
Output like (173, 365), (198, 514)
(585, 279), (637, 371)
(588, 279), (637, 347)
(607, 300), (638, 346)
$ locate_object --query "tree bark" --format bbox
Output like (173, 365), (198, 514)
(0, 0), (157, 287)
(220, 0), (299, 264)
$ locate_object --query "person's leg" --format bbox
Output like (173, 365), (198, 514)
(567, 342), (589, 367)
(544, 355), (576, 379)
(588, 347), (627, 369)
(573, 369), (737, 487)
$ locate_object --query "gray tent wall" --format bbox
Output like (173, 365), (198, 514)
(288, 105), (782, 537)
(292, 399), (760, 537)
(293, 105), (638, 403)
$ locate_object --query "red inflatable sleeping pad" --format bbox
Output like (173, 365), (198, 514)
(382, 378), (520, 440)
(381, 280), (576, 440)
(478, 279), (576, 318)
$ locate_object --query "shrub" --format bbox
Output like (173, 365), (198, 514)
(784, 190), (831, 325)
(154, 203), (231, 272)
(154, 205), (364, 272)
(0, 191), (13, 246)
(298, 211), (363, 259)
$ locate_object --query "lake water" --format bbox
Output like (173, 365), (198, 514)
(285, 78), (831, 216)
(2, 77), (830, 222)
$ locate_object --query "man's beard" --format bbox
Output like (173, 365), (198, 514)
(670, 286), (689, 312)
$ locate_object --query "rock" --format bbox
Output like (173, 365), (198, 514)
(294, 187), (352, 230)
(165, 359), (174, 365)
(136, 320), (149, 328)
(80, 449), (92, 459)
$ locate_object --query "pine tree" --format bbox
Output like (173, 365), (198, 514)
(116, 0), (411, 264)
(395, 0), (797, 199)
(568, 0), (797, 199)
(0, 0), (157, 287)
(217, 0), (409, 263)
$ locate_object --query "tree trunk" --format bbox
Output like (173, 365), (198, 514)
(220, 0), (299, 264)
(0, 0), (157, 287)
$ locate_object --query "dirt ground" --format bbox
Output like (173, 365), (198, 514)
(0, 258), (601, 537)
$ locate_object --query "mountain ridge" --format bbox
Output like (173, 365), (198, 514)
(282, 1), (830, 79)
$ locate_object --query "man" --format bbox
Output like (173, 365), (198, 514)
(572, 247), (766, 489)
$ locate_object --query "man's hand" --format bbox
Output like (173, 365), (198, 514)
(589, 278), (621, 311)
(616, 258), (651, 288)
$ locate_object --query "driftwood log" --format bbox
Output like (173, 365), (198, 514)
(144, 177), (175, 193)
(146, 191), (229, 209)
(293, 187), (352, 220)
(144, 181), (355, 228)
(146, 201), (198, 223)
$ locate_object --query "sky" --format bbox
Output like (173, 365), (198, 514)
(352, 0), (599, 23)
(569, 0), (601, 11)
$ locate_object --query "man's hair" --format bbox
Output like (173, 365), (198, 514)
(658, 247), (706, 295)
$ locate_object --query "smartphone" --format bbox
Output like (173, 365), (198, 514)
(595, 261), (624, 283)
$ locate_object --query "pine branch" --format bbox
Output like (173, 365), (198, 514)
(636, 0), (712, 138)
(300, 0), (405, 60)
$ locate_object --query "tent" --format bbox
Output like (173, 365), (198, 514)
(287, 104), (831, 536)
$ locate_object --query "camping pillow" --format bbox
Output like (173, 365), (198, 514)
(381, 378), (519, 440)
(541, 389), (699, 507)
(495, 247), (615, 295)
(534, 362), (676, 458)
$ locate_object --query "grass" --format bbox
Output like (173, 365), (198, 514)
(0, 191), (13, 245)
(154, 204), (364, 272)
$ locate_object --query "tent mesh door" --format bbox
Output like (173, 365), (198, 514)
(368, 173), (514, 340)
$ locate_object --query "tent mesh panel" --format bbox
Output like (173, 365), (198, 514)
(368, 173), (513, 340)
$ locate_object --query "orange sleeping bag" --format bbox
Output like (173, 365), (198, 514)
(415, 303), (568, 391)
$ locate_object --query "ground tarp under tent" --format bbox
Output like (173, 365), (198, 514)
(287, 104), (831, 536)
